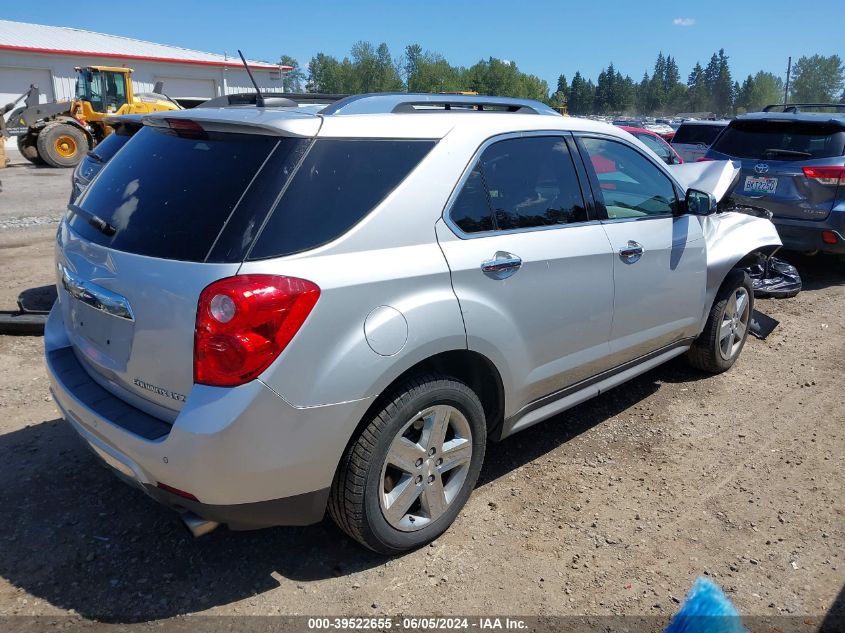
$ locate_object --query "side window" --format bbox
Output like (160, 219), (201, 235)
(248, 139), (435, 259)
(636, 133), (670, 161)
(450, 136), (588, 233)
(580, 137), (678, 219)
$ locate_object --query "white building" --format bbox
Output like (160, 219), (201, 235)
(0, 19), (289, 109)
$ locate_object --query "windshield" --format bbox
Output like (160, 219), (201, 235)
(711, 120), (845, 160)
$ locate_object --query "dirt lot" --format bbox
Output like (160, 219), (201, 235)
(0, 152), (842, 627)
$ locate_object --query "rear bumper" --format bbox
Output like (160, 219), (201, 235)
(44, 303), (371, 529)
(773, 213), (845, 254)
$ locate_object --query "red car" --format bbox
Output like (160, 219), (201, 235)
(620, 126), (683, 165)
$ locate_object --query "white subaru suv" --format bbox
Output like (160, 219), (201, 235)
(45, 93), (781, 553)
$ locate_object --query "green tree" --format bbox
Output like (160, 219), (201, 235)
(790, 54), (845, 103)
(551, 74), (569, 107)
(736, 71), (783, 113)
(404, 44), (465, 92)
(568, 71), (594, 115)
(307, 53), (355, 93)
(712, 49), (734, 115)
(686, 62), (708, 112)
(279, 55), (305, 92)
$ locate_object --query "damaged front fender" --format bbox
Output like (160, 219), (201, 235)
(668, 160), (783, 329)
(699, 211), (782, 330)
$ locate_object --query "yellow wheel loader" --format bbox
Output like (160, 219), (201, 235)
(2, 66), (180, 168)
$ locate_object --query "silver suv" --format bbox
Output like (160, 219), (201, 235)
(45, 93), (781, 553)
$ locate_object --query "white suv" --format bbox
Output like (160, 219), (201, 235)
(46, 93), (781, 553)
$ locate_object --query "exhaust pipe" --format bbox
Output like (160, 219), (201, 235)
(180, 511), (220, 538)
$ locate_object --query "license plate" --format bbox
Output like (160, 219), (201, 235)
(744, 176), (777, 194)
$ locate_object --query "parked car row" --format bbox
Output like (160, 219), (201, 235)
(50, 92), (781, 553)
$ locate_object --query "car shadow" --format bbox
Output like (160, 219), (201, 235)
(0, 360), (705, 621)
(779, 252), (845, 292)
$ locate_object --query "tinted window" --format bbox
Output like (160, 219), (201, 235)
(90, 125), (136, 162)
(71, 125), (284, 261)
(450, 136), (587, 233)
(248, 139), (435, 259)
(711, 120), (845, 160)
(581, 137), (677, 218)
(671, 124), (724, 145)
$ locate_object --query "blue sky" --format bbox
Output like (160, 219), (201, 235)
(3, 1), (843, 88)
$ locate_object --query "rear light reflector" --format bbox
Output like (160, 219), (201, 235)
(822, 230), (839, 245)
(157, 482), (199, 501)
(696, 157), (714, 162)
(802, 165), (845, 186)
(194, 275), (320, 387)
(166, 118), (207, 139)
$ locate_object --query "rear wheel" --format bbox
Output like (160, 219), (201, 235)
(16, 134), (44, 165)
(36, 122), (88, 168)
(687, 270), (753, 373)
(329, 375), (486, 554)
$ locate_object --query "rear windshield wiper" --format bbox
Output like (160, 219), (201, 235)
(67, 203), (117, 237)
(762, 148), (812, 159)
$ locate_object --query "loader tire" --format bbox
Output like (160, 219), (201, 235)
(36, 122), (87, 168)
(17, 134), (44, 165)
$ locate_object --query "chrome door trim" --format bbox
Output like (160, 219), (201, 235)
(60, 265), (135, 321)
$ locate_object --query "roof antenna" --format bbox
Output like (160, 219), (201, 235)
(237, 49), (265, 107)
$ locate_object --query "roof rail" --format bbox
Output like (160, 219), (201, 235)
(762, 103), (845, 113)
(321, 92), (560, 116)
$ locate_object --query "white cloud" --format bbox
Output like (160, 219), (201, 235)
(673, 17), (696, 26)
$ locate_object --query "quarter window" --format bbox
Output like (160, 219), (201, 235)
(450, 136), (588, 233)
(580, 137), (678, 219)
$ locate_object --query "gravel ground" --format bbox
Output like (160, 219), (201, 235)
(0, 157), (842, 628)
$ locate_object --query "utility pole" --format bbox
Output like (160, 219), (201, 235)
(783, 56), (791, 107)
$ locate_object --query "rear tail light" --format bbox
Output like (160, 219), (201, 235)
(802, 165), (845, 186)
(822, 230), (839, 245)
(696, 157), (714, 162)
(194, 275), (320, 387)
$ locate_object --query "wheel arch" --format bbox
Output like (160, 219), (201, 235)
(341, 349), (506, 467)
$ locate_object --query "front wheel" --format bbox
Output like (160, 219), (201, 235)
(687, 270), (754, 373)
(36, 122), (88, 168)
(329, 375), (486, 554)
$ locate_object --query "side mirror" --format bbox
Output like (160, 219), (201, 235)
(685, 188), (718, 216)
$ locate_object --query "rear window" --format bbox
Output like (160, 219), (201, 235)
(671, 124), (724, 145)
(247, 139), (435, 259)
(90, 125), (136, 162)
(70, 126), (289, 261)
(710, 120), (845, 160)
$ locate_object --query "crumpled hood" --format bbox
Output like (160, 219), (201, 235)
(669, 160), (740, 202)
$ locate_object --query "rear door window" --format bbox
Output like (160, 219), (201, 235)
(710, 120), (845, 160)
(449, 136), (589, 233)
(248, 139), (436, 259)
(672, 124), (724, 145)
(72, 125), (295, 261)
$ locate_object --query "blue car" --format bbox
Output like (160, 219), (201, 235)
(705, 105), (845, 255)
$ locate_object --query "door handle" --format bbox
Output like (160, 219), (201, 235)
(618, 241), (644, 263)
(481, 252), (522, 278)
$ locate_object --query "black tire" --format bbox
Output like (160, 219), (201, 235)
(329, 375), (487, 554)
(687, 269), (754, 374)
(36, 122), (88, 168)
(16, 134), (44, 165)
